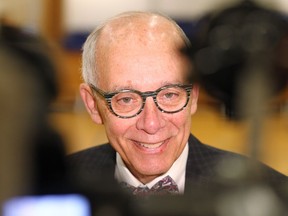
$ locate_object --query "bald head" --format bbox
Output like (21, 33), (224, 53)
(82, 11), (190, 85)
(99, 12), (187, 48)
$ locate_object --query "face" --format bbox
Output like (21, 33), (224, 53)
(80, 19), (199, 184)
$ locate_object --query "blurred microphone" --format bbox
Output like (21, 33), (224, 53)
(186, 0), (288, 119)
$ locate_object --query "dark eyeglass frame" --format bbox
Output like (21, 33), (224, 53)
(89, 83), (193, 119)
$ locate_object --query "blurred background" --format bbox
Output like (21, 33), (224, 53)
(1, 0), (288, 185)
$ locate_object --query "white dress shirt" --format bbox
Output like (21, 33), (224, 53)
(115, 143), (189, 194)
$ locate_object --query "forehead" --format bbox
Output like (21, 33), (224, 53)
(95, 13), (190, 89)
(99, 13), (185, 48)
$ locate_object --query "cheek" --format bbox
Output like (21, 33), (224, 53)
(172, 106), (193, 135)
(102, 115), (134, 141)
(160, 108), (192, 137)
(176, 111), (192, 130)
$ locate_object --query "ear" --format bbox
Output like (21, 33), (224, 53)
(190, 84), (199, 115)
(79, 83), (103, 124)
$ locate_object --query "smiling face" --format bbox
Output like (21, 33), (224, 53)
(80, 13), (199, 184)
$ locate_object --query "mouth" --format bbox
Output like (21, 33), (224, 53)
(134, 139), (168, 151)
(138, 141), (164, 149)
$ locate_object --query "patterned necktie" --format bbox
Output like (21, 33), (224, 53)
(120, 175), (179, 196)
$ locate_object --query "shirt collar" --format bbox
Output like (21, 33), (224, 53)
(115, 143), (188, 194)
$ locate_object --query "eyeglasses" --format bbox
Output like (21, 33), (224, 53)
(89, 83), (193, 119)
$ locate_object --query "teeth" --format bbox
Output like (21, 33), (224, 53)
(139, 142), (163, 149)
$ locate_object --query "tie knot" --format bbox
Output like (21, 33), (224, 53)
(120, 176), (179, 196)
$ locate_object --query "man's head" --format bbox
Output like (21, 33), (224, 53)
(80, 11), (199, 183)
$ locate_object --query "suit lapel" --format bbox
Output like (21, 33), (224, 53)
(185, 134), (217, 190)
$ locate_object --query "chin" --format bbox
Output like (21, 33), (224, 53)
(136, 162), (171, 177)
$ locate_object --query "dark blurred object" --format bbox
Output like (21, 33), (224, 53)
(0, 23), (58, 104)
(186, 0), (288, 119)
(137, 182), (288, 216)
(0, 22), (67, 196)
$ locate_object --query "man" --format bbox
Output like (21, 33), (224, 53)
(68, 11), (286, 196)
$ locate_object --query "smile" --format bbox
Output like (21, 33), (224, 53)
(139, 142), (164, 149)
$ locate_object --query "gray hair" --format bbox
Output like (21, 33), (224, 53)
(81, 11), (191, 86)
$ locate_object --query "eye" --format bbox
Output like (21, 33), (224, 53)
(118, 97), (134, 104)
(163, 92), (179, 99)
(157, 87), (184, 104)
(113, 92), (140, 106)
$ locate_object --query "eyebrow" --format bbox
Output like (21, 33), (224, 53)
(108, 81), (184, 92)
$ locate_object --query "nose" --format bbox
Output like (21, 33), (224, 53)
(136, 97), (166, 134)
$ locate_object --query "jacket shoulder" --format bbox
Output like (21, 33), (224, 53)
(66, 144), (116, 177)
(187, 134), (287, 185)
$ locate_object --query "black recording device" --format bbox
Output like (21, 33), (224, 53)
(186, 0), (288, 119)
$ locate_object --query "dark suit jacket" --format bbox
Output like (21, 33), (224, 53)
(67, 134), (287, 193)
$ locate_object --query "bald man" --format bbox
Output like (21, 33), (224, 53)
(68, 11), (287, 196)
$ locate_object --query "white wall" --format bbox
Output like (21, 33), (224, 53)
(62, 0), (288, 32)
(62, 0), (150, 32)
(62, 0), (243, 32)
(1, 0), (43, 30)
(2, 0), (288, 32)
